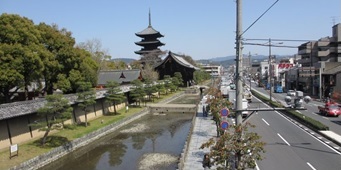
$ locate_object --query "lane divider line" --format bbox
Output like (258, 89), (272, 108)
(306, 162), (316, 170)
(253, 94), (341, 155)
(277, 133), (290, 146)
(261, 118), (270, 126)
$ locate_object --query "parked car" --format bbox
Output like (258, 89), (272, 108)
(287, 90), (296, 96)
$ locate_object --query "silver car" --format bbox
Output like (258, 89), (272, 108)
(287, 90), (296, 96)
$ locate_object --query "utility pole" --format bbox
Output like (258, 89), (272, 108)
(269, 38), (272, 102)
(235, 1), (243, 168)
(235, 0), (243, 125)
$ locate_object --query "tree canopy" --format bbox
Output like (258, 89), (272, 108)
(0, 14), (98, 103)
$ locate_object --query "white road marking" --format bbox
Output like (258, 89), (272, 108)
(307, 162), (316, 170)
(262, 118), (270, 126)
(254, 94), (341, 155)
(255, 161), (260, 170)
(277, 133), (290, 146)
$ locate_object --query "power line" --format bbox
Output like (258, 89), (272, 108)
(241, 0), (280, 37)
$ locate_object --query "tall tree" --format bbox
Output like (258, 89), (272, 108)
(36, 23), (75, 94)
(140, 49), (166, 67)
(37, 23), (98, 94)
(76, 81), (96, 127)
(0, 14), (45, 102)
(141, 64), (159, 82)
(77, 38), (111, 72)
(34, 94), (72, 145)
(105, 81), (125, 114)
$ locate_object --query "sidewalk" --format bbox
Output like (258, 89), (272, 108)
(183, 101), (218, 170)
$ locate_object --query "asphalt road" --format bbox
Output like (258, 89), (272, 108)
(249, 82), (341, 136)
(245, 85), (341, 170)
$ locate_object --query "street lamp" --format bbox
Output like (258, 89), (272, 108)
(267, 38), (283, 102)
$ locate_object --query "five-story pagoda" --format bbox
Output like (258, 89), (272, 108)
(135, 10), (165, 55)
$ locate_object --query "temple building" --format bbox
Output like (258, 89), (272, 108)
(154, 51), (199, 86)
(135, 10), (165, 55)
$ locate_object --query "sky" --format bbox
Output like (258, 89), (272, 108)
(1, 0), (341, 60)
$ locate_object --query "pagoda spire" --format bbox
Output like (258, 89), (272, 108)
(149, 8), (151, 27)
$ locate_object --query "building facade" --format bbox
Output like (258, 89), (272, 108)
(296, 23), (341, 98)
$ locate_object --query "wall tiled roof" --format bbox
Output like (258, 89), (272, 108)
(97, 69), (141, 85)
(0, 89), (128, 121)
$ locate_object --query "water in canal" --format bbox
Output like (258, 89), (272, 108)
(39, 96), (198, 170)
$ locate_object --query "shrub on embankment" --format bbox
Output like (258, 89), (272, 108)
(251, 90), (329, 131)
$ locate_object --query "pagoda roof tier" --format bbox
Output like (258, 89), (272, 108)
(134, 49), (162, 55)
(135, 26), (164, 37)
(135, 40), (165, 46)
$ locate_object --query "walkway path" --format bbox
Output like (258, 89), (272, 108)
(183, 100), (218, 170)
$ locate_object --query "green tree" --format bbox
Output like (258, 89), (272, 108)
(76, 81), (96, 127)
(0, 13), (45, 103)
(155, 80), (166, 97)
(130, 79), (146, 106)
(173, 72), (183, 87)
(194, 69), (211, 84)
(105, 81), (125, 114)
(37, 23), (98, 94)
(144, 78), (158, 102)
(36, 23), (75, 94)
(163, 75), (173, 94)
(34, 94), (72, 145)
(200, 123), (265, 170)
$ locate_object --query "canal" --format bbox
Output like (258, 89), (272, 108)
(39, 95), (199, 170)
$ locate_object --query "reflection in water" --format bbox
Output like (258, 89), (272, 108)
(40, 112), (193, 170)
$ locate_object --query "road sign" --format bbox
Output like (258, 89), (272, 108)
(220, 108), (229, 117)
(221, 121), (229, 130)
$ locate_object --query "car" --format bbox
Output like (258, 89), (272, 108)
(287, 90), (296, 96)
(243, 91), (252, 103)
(318, 104), (341, 117)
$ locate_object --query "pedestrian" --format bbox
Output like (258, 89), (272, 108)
(202, 153), (211, 169)
(206, 105), (210, 116)
(203, 105), (206, 117)
(125, 105), (129, 113)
